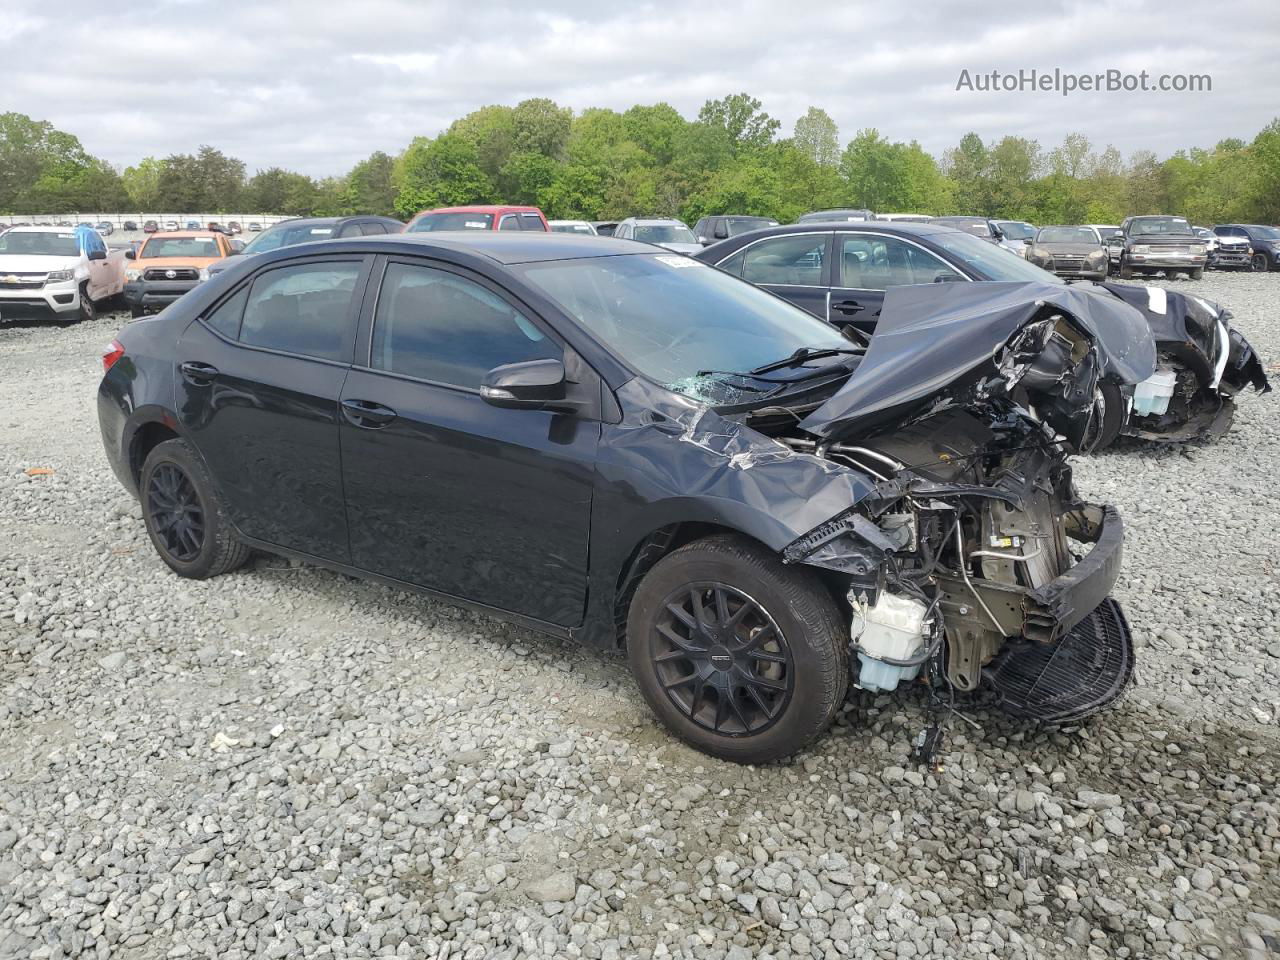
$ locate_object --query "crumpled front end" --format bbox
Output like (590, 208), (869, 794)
(775, 407), (1134, 723)
(1100, 283), (1271, 441)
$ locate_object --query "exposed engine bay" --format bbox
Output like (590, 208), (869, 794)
(736, 285), (1146, 726)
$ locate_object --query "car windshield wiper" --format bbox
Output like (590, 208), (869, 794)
(746, 346), (863, 376)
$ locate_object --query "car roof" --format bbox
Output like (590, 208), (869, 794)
(416, 205), (542, 215)
(145, 230), (225, 238)
(707, 221), (960, 241)
(262, 231), (659, 266)
(621, 217), (686, 224)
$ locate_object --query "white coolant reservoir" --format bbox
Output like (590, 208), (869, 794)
(1133, 367), (1177, 417)
(851, 592), (929, 692)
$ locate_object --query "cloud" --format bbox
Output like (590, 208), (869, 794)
(2, 0), (1276, 176)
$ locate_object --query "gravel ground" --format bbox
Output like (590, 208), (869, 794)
(0, 273), (1277, 960)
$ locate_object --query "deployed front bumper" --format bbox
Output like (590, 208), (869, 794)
(124, 279), (199, 313)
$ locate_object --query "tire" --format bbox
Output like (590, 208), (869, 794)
(1190, 267), (1204, 280)
(130, 305), (145, 319)
(77, 283), (96, 323)
(1118, 261), (1134, 280)
(140, 439), (251, 579)
(1251, 253), (1270, 273)
(1084, 381), (1125, 451)
(626, 534), (848, 764)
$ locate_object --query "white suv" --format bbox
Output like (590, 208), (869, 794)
(612, 218), (701, 254)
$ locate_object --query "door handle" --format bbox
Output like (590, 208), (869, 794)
(179, 361), (219, 384)
(341, 398), (397, 428)
(832, 300), (865, 315)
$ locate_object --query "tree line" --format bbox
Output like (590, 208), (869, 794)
(2, 97), (1278, 226)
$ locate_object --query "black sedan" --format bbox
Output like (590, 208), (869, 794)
(695, 222), (1269, 445)
(100, 232), (1143, 761)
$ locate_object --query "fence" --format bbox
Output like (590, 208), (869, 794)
(0, 213), (295, 229)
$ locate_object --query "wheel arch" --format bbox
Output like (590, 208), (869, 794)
(608, 520), (851, 649)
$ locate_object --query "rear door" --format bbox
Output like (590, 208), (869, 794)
(338, 257), (600, 626)
(827, 233), (963, 336)
(174, 255), (370, 561)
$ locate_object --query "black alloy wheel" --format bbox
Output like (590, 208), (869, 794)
(651, 582), (793, 736)
(1252, 252), (1269, 273)
(146, 463), (205, 562)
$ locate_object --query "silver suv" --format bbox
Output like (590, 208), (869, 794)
(611, 217), (701, 254)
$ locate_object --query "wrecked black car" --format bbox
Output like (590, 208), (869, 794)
(696, 222), (1270, 446)
(99, 233), (1151, 763)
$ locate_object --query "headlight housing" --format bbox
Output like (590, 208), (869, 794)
(1131, 245), (1151, 254)
(198, 267), (210, 281)
(1086, 249), (1107, 262)
(125, 267), (143, 281)
(46, 269), (75, 283)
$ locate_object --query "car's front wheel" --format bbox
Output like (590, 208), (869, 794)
(140, 439), (251, 579)
(627, 534), (848, 764)
(1252, 253), (1270, 273)
(77, 283), (96, 323)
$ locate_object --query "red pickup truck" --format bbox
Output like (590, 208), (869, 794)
(404, 205), (549, 233)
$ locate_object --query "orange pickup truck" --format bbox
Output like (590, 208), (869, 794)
(123, 231), (238, 317)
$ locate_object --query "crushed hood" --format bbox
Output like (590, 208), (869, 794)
(801, 281), (1156, 439)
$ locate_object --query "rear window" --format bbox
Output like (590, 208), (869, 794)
(140, 237), (223, 258)
(239, 261), (361, 361)
(408, 213), (495, 232)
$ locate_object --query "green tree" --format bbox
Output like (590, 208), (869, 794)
(122, 157), (163, 210)
(394, 133), (494, 218)
(697, 93), (779, 151)
(242, 168), (320, 215)
(792, 107), (839, 166)
(156, 146), (245, 212)
(344, 151), (397, 216)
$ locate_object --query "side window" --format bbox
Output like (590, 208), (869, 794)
(204, 285), (249, 339)
(370, 262), (560, 389)
(336, 223), (364, 238)
(499, 215), (522, 231)
(715, 249), (747, 277)
(240, 261), (361, 361)
(839, 235), (959, 289)
(360, 222), (388, 236)
(520, 214), (545, 231)
(741, 235), (825, 285)
(615, 224), (630, 239)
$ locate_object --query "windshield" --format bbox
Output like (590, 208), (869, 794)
(996, 222), (1035, 240)
(1129, 218), (1193, 237)
(0, 231), (79, 256)
(140, 236), (223, 258)
(517, 254), (849, 403)
(550, 222), (595, 234)
(407, 212), (494, 232)
(634, 225), (696, 244)
(1038, 226), (1100, 244)
(242, 222), (336, 253)
(930, 230), (1064, 284)
(1250, 225), (1280, 239)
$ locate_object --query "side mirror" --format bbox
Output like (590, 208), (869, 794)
(124, 249), (136, 260)
(712, 225), (729, 240)
(87, 249), (106, 261)
(933, 273), (965, 283)
(480, 358), (568, 410)
(1023, 238), (1034, 245)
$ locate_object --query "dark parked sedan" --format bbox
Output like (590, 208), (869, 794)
(99, 233), (1144, 762)
(696, 222), (1269, 445)
(1026, 225), (1111, 279)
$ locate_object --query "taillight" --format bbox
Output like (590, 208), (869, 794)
(102, 339), (125, 372)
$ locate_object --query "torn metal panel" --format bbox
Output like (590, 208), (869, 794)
(800, 281), (1156, 440)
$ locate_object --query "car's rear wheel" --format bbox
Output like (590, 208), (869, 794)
(140, 439), (251, 579)
(626, 534), (848, 764)
(1252, 253), (1270, 273)
(1190, 267), (1204, 280)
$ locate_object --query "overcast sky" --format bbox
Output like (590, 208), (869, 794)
(5, 0), (1278, 176)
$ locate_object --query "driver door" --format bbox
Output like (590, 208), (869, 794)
(338, 257), (600, 627)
